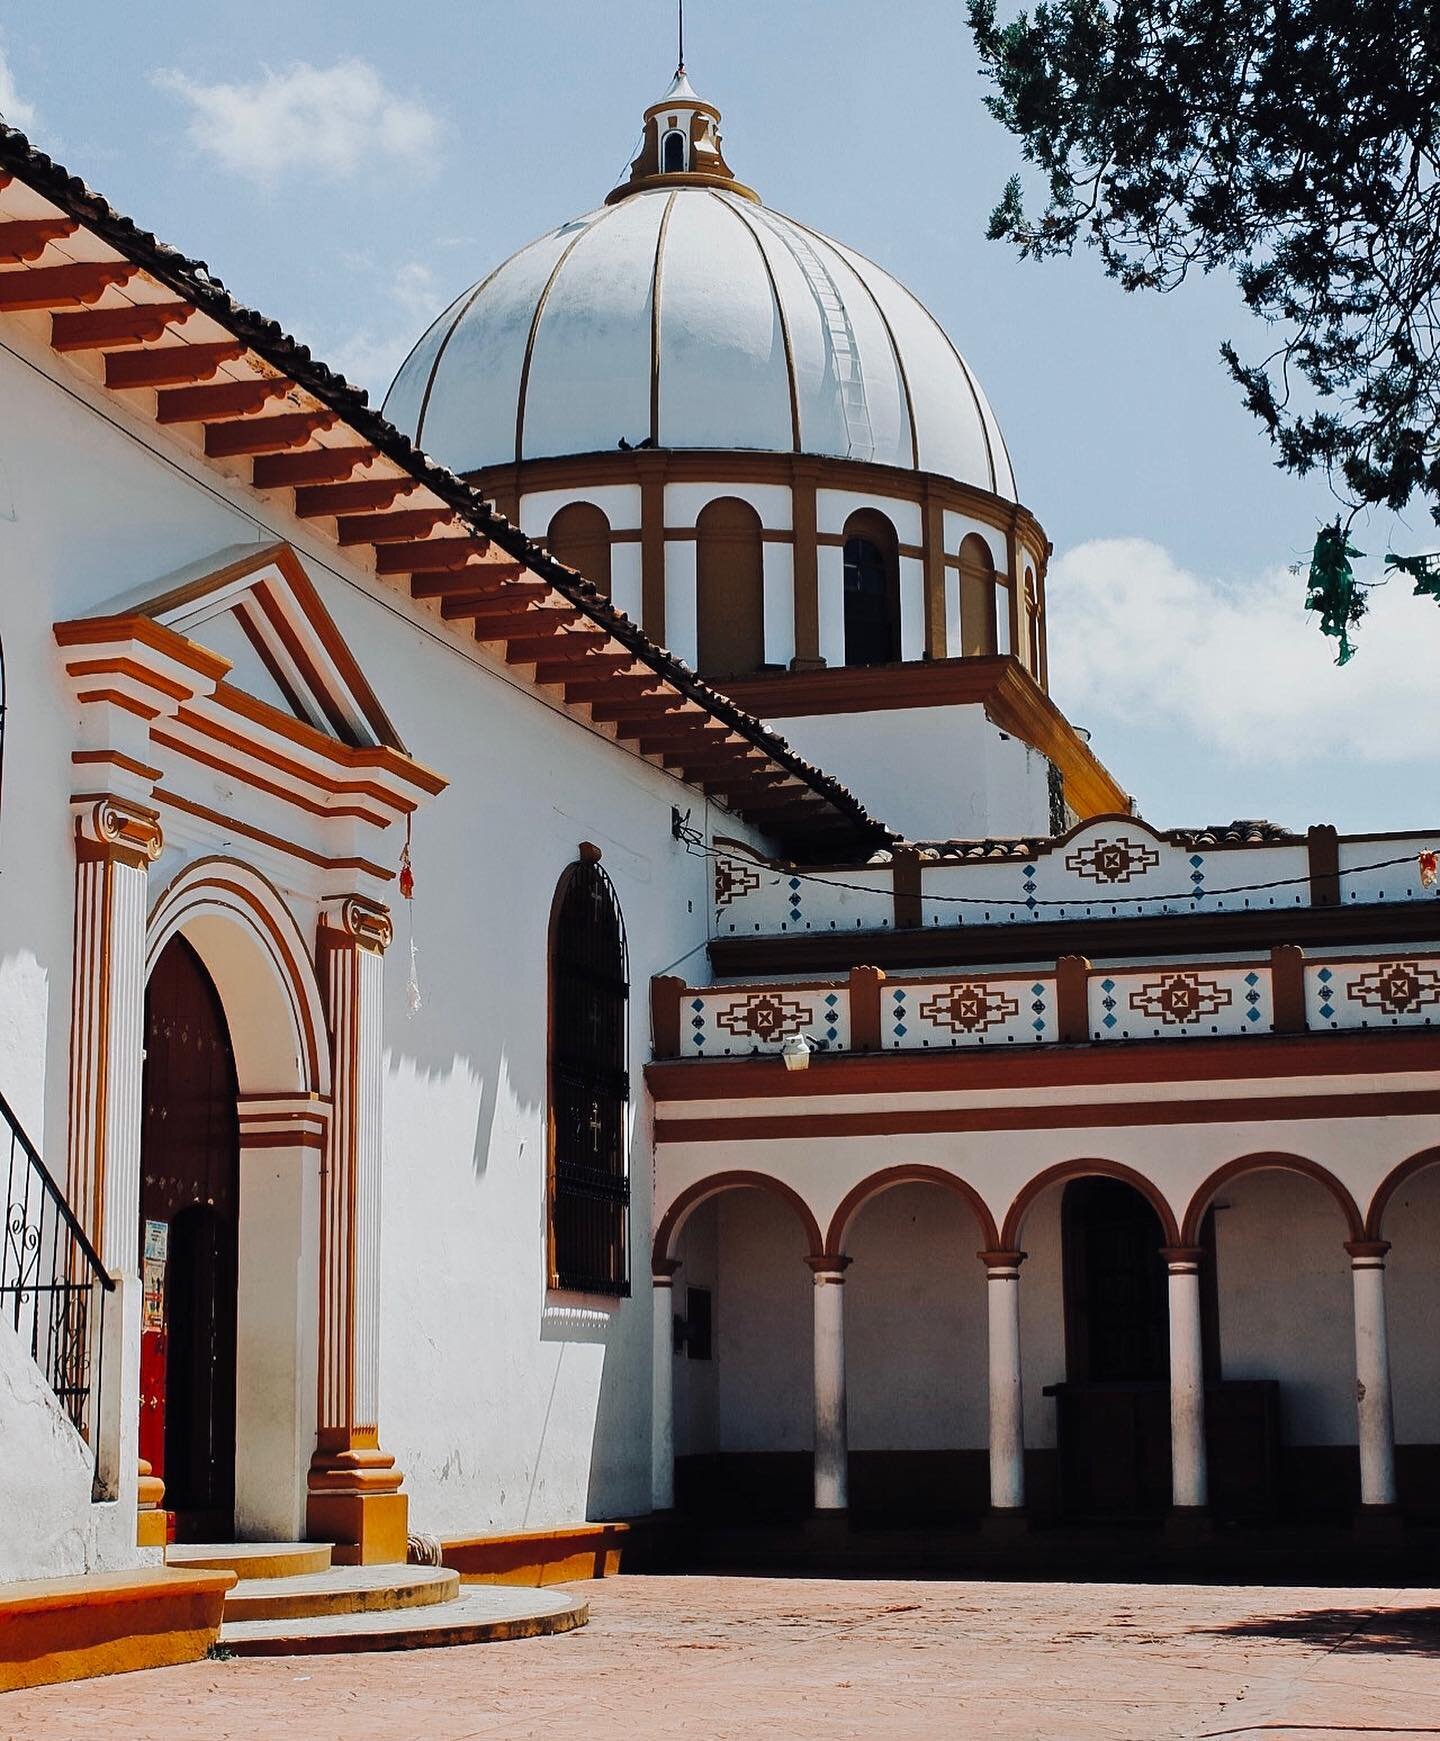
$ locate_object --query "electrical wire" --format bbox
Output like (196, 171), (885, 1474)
(675, 819), (1434, 912)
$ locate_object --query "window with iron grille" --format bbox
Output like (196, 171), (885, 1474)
(548, 851), (630, 1294)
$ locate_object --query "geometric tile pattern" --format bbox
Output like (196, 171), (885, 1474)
(1092, 965), (1272, 1040)
(714, 857), (761, 907)
(688, 988), (848, 1056)
(885, 977), (1052, 1049)
(715, 993), (816, 1041)
(1129, 971), (1233, 1026)
(1346, 959), (1440, 1016)
(1064, 835), (1160, 884)
(1310, 956), (1440, 1028)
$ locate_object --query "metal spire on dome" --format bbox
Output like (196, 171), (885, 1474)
(678, 0), (685, 76)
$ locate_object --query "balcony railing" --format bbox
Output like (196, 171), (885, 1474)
(652, 946), (1440, 1059)
(0, 1085), (112, 1458)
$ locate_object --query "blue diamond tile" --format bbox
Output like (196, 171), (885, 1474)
(1032, 1017), (1045, 1032)
(1246, 1006), (1261, 1022)
(691, 998), (705, 1011)
(1101, 978), (1116, 992)
(893, 988), (906, 1003)
(1189, 855), (1204, 867)
(894, 1022), (907, 1038)
(826, 1026), (838, 1042)
(1319, 1002), (1334, 1021)
(1024, 895), (1037, 910)
(1102, 1013), (1117, 1029)
(1031, 982), (1046, 997)
(1245, 971), (1260, 986)
(1318, 966), (1333, 983)
(825, 992), (838, 1007)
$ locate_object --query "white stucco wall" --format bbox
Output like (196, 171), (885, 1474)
(1384, 1165), (1440, 1445)
(0, 325), (780, 1552)
(762, 702), (1054, 841)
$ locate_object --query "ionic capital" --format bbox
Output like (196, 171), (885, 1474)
(73, 794), (163, 867)
(322, 894), (393, 953)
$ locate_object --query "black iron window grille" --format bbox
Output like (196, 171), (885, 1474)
(549, 854), (631, 1295)
(1, 1084), (112, 1478)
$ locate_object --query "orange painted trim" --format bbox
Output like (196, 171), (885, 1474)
(653, 1089), (1440, 1146)
(1002, 1159), (1181, 1249)
(653, 1169), (825, 1268)
(153, 788), (393, 881)
(1180, 1151), (1365, 1245)
(54, 613), (231, 682)
(646, 1027), (1440, 1100)
(826, 1164), (999, 1252)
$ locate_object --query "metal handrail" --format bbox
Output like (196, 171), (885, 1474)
(0, 1081), (112, 1460)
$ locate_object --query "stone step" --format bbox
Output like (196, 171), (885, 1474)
(165, 1542), (333, 1581)
(0, 1567), (236, 1692)
(223, 1564), (459, 1623)
(219, 1585), (588, 1656)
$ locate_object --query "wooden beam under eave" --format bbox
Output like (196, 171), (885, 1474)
(52, 301), (194, 352)
(441, 593), (566, 625)
(157, 377), (294, 424)
(0, 217), (79, 263)
(205, 410), (337, 458)
(505, 630), (609, 665)
(563, 675), (669, 705)
(615, 714), (717, 744)
(374, 537), (491, 575)
(0, 261), (137, 310)
(587, 694), (690, 723)
(533, 653), (635, 686)
(336, 507), (454, 546)
(105, 341), (246, 389)
(293, 477), (423, 517)
(409, 563), (521, 599)
(251, 445), (377, 488)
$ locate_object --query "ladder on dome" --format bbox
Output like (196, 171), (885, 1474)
(763, 215), (875, 462)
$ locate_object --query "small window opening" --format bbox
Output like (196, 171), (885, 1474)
(662, 129), (688, 174)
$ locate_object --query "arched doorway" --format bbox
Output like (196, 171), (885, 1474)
(139, 935), (240, 1541)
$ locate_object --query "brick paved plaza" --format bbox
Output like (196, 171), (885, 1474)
(5, 1575), (1439, 1741)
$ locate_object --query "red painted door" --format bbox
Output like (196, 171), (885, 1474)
(139, 936), (240, 1542)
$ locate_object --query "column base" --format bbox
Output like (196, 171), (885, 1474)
(306, 1491), (410, 1565)
(1352, 1503), (1407, 1544)
(802, 1509), (850, 1550)
(1163, 1505), (1213, 1543)
(136, 1459), (166, 1548)
(978, 1508), (1030, 1542)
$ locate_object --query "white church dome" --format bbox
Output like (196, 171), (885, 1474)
(384, 75), (1016, 499)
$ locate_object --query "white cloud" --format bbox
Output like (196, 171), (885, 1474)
(152, 59), (438, 183)
(1048, 536), (1440, 763)
(0, 38), (37, 131)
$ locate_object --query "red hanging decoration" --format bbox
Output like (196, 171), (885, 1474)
(399, 813), (415, 901)
(1420, 849), (1438, 890)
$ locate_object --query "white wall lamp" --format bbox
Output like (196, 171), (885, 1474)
(781, 1033), (817, 1072)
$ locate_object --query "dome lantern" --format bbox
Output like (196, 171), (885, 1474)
(606, 67), (760, 206)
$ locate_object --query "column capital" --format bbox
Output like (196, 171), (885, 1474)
(979, 1249), (1027, 1274)
(1160, 1246), (1207, 1272)
(806, 1253), (851, 1279)
(72, 794), (163, 867)
(322, 894), (393, 953)
(1345, 1239), (1391, 1266)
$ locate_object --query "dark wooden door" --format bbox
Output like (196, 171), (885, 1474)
(139, 936), (240, 1542)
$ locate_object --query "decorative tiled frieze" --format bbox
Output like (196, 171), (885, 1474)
(1089, 965), (1273, 1040)
(885, 976), (1053, 1049)
(685, 986), (851, 1056)
(1308, 957), (1440, 1029)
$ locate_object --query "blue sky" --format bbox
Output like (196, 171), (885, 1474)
(2, 1), (1436, 834)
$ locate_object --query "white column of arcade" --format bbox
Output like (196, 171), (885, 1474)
(981, 1251), (1026, 1511)
(809, 1257), (850, 1511)
(1346, 1240), (1398, 1509)
(652, 1263), (680, 1510)
(1163, 1246), (1209, 1512)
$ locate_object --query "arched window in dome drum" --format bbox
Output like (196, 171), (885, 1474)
(1024, 570), (1041, 676)
(842, 509), (901, 667)
(661, 128), (688, 174)
(958, 534), (999, 658)
(548, 853), (630, 1296)
(547, 502), (613, 598)
(696, 496), (766, 677)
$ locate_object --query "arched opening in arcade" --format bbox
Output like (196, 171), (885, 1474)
(1369, 1151), (1440, 1520)
(836, 1173), (991, 1525)
(1186, 1158), (1369, 1522)
(958, 534), (998, 658)
(667, 1179), (818, 1522)
(842, 509), (901, 666)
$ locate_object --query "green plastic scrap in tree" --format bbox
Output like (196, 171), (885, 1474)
(1305, 520), (1367, 665)
(1384, 550), (1440, 601)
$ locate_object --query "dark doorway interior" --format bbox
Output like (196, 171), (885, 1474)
(139, 935), (240, 1542)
